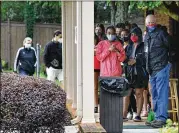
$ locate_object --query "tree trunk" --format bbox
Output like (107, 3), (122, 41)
(115, 1), (130, 24)
(110, 1), (116, 25)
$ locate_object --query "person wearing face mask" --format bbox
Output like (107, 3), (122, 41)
(123, 27), (148, 122)
(95, 24), (107, 42)
(120, 29), (130, 47)
(144, 15), (171, 128)
(14, 37), (37, 76)
(43, 30), (63, 83)
(96, 25), (126, 77)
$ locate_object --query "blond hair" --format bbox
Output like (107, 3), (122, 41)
(23, 37), (32, 45)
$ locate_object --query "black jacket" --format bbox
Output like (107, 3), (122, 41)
(124, 42), (148, 79)
(43, 41), (62, 69)
(144, 28), (169, 76)
(14, 47), (37, 75)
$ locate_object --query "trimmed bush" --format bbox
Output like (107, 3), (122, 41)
(1, 72), (71, 132)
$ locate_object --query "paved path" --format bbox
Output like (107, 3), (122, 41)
(123, 129), (160, 133)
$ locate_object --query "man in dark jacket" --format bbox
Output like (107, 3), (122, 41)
(144, 15), (171, 128)
(43, 30), (63, 83)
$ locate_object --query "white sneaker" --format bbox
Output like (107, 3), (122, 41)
(133, 112), (137, 119)
(127, 113), (133, 120)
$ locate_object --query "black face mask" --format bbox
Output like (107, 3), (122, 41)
(121, 36), (129, 42)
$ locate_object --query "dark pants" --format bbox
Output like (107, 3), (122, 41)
(19, 68), (33, 76)
(149, 63), (171, 122)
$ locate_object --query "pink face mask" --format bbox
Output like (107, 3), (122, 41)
(130, 36), (138, 43)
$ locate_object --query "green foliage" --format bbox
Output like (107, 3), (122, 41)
(159, 119), (178, 133)
(1, 60), (8, 69)
(129, 1), (162, 12)
(1, 1), (61, 23)
(24, 2), (35, 38)
(94, 1), (111, 23)
(34, 1), (61, 23)
(1, 1), (25, 21)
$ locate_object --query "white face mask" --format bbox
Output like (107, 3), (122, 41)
(107, 34), (116, 41)
(58, 38), (62, 43)
(24, 43), (31, 48)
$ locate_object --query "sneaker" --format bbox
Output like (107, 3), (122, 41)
(151, 120), (166, 128)
(133, 116), (142, 122)
(123, 118), (128, 122)
(145, 120), (157, 126)
(127, 113), (133, 120)
(133, 112), (137, 119)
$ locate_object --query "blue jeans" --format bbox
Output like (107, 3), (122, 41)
(149, 63), (171, 122)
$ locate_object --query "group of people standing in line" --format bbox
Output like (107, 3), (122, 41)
(11, 13), (171, 128)
(94, 14), (171, 128)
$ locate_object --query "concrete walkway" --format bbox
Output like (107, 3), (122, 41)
(123, 129), (160, 133)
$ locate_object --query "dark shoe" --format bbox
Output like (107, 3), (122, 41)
(123, 118), (128, 122)
(151, 120), (166, 128)
(94, 107), (98, 113)
(133, 116), (142, 122)
(145, 120), (157, 126)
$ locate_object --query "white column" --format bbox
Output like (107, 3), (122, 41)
(62, 2), (73, 100)
(72, 1), (77, 109)
(71, 1), (83, 124)
(81, 1), (95, 123)
(76, 0), (83, 119)
(61, 1), (67, 91)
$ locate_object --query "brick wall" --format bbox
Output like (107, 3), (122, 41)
(154, 11), (172, 34)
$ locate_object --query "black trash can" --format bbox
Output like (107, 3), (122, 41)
(99, 77), (130, 133)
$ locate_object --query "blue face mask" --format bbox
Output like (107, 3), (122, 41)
(107, 34), (116, 41)
(147, 26), (156, 33)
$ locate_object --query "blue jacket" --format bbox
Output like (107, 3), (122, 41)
(14, 47), (37, 75)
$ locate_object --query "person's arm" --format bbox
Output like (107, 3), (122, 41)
(96, 41), (111, 62)
(161, 30), (170, 48)
(43, 43), (50, 68)
(115, 43), (126, 62)
(14, 48), (22, 72)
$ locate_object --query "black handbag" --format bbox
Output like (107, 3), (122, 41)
(99, 76), (130, 97)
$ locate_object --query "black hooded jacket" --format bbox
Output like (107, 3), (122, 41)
(144, 27), (169, 76)
(124, 27), (148, 83)
(125, 42), (148, 79)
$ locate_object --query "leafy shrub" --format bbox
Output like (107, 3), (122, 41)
(1, 60), (8, 69)
(1, 72), (71, 132)
(159, 119), (178, 133)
